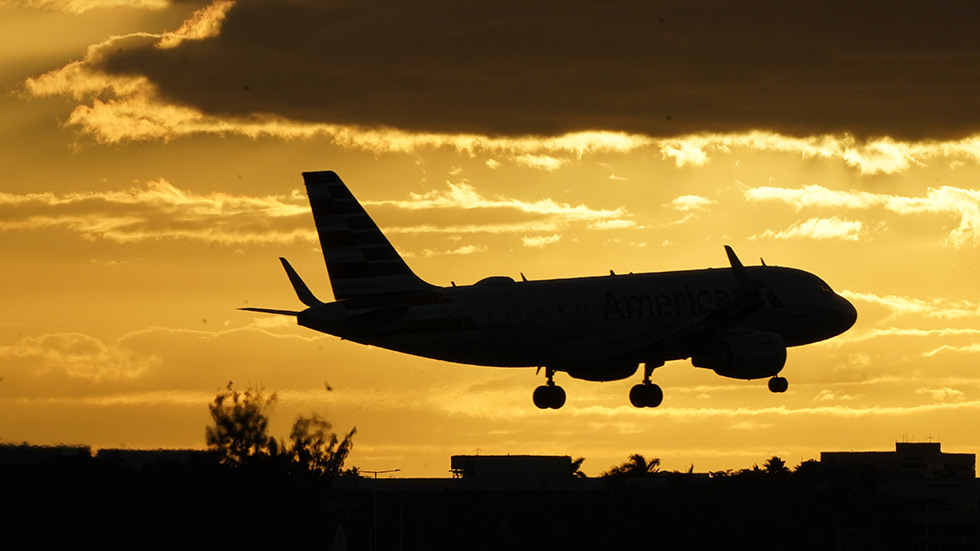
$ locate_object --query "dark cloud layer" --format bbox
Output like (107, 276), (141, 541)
(103, 0), (980, 140)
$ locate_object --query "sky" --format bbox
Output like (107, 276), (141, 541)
(3, 0), (980, 477)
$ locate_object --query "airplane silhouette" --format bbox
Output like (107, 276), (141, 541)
(243, 171), (857, 409)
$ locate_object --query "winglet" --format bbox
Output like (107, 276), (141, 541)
(724, 245), (744, 270)
(725, 245), (757, 292)
(280, 257), (323, 307)
(725, 245), (766, 308)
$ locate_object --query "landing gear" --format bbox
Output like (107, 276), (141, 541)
(768, 376), (789, 393)
(629, 383), (663, 408)
(630, 362), (664, 408)
(533, 367), (566, 409)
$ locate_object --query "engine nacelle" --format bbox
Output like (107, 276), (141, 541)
(691, 331), (787, 380)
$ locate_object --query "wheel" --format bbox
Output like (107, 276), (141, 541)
(768, 376), (788, 393)
(533, 385), (551, 409)
(629, 384), (664, 408)
(549, 385), (566, 409)
(533, 385), (566, 409)
(645, 384), (664, 407)
(630, 384), (646, 407)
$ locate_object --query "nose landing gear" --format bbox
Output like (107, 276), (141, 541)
(533, 367), (566, 409)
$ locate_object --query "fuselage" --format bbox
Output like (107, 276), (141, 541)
(299, 264), (856, 380)
(245, 171), (859, 407)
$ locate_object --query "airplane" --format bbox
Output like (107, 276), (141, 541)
(243, 170), (857, 409)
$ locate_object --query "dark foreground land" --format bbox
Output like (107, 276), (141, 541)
(2, 449), (978, 550)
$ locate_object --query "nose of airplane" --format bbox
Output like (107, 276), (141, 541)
(832, 294), (858, 334)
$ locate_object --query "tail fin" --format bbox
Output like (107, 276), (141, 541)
(303, 171), (434, 300)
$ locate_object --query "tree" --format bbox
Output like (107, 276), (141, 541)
(205, 382), (280, 467)
(602, 453), (661, 478)
(288, 413), (356, 477)
(205, 382), (356, 476)
(570, 456), (587, 479)
(763, 455), (789, 474)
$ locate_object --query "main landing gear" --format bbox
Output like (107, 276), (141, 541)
(768, 376), (789, 393)
(630, 363), (663, 408)
(533, 367), (566, 409)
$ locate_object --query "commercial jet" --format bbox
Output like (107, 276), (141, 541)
(243, 171), (857, 409)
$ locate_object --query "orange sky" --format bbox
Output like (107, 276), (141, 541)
(3, 0), (980, 476)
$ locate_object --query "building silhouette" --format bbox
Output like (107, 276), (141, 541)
(821, 441), (975, 479)
(3, 441), (978, 549)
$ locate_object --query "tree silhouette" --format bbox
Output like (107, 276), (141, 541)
(602, 453), (661, 477)
(288, 413), (356, 477)
(570, 456), (587, 478)
(763, 455), (789, 474)
(205, 382), (280, 467)
(205, 381), (356, 475)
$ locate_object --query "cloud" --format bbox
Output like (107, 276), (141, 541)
(365, 181), (633, 229)
(840, 327), (980, 346)
(24, 1), (980, 156)
(0, 332), (159, 382)
(433, 394), (980, 423)
(651, 131), (980, 175)
(841, 291), (980, 320)
(923, 344), (980, 358)
(814, 389), (860, 402)
(660, 142), (710, 167)
(23, 6), (659, 152)
(915, 387), (966, 402)
(6, 390), (212, 407)
(72, 0), (980, 141)
(0, 180), (313, 244)
(666, 195), (715, 212)
(3, 0), (168, 13)
(656, 195), (714, 227)
(384, 222), (563, 236)
(753, 216), (864, 242)
(412, 245), (487, 258)
(358, 180), (636, 242)
(588, 220), (637, 230)
(155, 1), (233, 49)
(512, 154), (565, 171)
(522, 234), (561, 248)
(745, 184), (980, 247)
(0, 177), (633, 246)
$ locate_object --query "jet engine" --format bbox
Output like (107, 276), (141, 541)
(691, 331), (787, 380)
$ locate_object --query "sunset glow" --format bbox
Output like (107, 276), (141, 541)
(3, 0), (980, 476)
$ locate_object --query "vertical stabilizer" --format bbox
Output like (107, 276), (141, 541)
(303, 171), (434, 300)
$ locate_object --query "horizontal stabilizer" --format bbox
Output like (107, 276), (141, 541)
(280, 257), (322, 307)
(238, 307), (301, 316)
